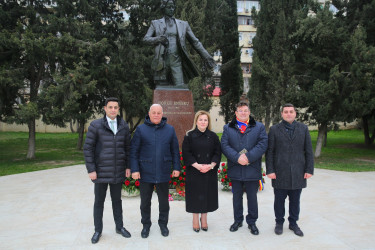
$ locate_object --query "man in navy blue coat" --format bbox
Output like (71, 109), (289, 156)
(266, 104), (314, 237)
(221, 102), (268, 236)
(84, 97), (131, 244)
(130, 104), (180, 238)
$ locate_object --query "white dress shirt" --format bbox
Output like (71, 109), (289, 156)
(106, 116), (117, 135)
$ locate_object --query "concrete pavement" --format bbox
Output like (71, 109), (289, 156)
(0, 165), (374, 250)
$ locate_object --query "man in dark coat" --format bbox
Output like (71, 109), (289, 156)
(221, 102), (268, 236)
(130, 104), (180, 238)
(83, 97), (131, 244)
(143, 0), (215, 86)
(266, 103), (314, 237)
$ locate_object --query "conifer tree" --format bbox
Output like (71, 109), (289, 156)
(249, 0), (307, 130)
(219, 0), (243, 123)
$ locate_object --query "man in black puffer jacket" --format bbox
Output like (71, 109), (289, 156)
(84, 97), (131, 244)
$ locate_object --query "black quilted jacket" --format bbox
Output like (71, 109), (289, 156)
(83, 115), (130, 184)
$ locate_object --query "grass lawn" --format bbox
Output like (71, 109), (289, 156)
(0, 129), (374, 176)
(310, 129), (375, 172)
(0, 132), (84, 176)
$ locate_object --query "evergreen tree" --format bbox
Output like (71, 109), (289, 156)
(0, 0), (58, 159)
(0, 1), (24, 120)
(334, 0), (375, 145)
(219, 0), (243, 123)
(249, 0), (307, 130)
(341, 26), (375, 145)
(292, 2), (348, 157)
(39, 0), (120, 150)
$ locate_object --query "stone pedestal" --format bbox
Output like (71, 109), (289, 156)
(153, 89), (195, 148)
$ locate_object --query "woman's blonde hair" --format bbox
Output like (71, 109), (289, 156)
(186, 110), (211, 135)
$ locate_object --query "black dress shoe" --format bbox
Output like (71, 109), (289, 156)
(159, 224), (169, 237)
(193, 227), (200, 233)
(289, 224), (304, 237)
(141, 226), (150, 238)
(275, 223), (283, 235)
(91, 232), (101, 244)
(248, 224), (259, 235)
(116, 227), (131, 238)
(200, 218), (208, 231)
(229, 222), (243, 232)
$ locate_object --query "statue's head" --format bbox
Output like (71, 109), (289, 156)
(161, 0), (176, 17)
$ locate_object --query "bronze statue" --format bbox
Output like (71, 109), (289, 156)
(143, 0), (216, 87)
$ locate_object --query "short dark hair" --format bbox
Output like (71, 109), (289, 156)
(105, 97), (119, 106)
(161, 0), (175, 8)
(236, 101), (250, 110)
(281, 103), (295, 112)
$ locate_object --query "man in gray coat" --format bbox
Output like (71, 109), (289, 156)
(266, 103), (314, 237)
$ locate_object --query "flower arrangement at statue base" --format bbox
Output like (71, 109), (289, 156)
(218, 162), (231, 191)
(168, 189), (186, 201)
(218, 162), (266, 192)
(122, 177), (140, 197)
(169, 151), (186, 191)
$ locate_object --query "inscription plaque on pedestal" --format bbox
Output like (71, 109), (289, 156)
(153, 89), (195, 148)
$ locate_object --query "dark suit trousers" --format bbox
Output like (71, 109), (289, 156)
(274, 188), (302, 226)
(140, 182), (169, 227)
(232, 180), (259, 225)
(94, 183), (123, 233)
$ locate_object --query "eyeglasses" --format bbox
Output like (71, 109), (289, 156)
(236, 110), (249, 113)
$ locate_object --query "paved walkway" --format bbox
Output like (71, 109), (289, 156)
(0, 165), (374, 250)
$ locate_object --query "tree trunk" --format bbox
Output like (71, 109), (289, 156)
(314, 123), (327, 158)
(362, 115), (375, 145)
(264, 106), (271, 133)
(70, 120), (76, 133)
(27, 119), (36, 159)
(76, 119), (86, 150)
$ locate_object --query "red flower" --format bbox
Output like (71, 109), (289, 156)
(223, 168), (227, 172)
(135, 180), (140, 187)
(263, 173), (266, 176)
(180, 151), (182, 155)
(183, 177), (185, 181)
(180, 183), (184, 187)
(229, 182), (232, 186)
(180, 157), (183, 161)
(179, 176), (183, 181)
(183, 172), (186, 175)
(169, 180), (172, 184)
(173, 182), (177, 186)
(221, 178), (225, 182)
(124, 180), (130, 186)
(218, 170), (221, 173)
(183, 166), (186, 169)
(225, 175), (228, 179)
(170, 174), (173, 178)
(221, 162), (225, 166)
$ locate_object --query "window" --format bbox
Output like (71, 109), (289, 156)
(244, 48), (253, 56)
(237, 1), (260, 13)
(239, 32), (243, 41)
(242, 63), (252, 74)
(237, 1), (244, 12)
(246, 17), (254, 25)
(238, 16), (254, 25)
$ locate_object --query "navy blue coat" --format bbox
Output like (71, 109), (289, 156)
(221, 116), (268, 182)
(130, 116), (180, 183)
(266, 121), (314, 189)
(83, 115), (130, 184)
